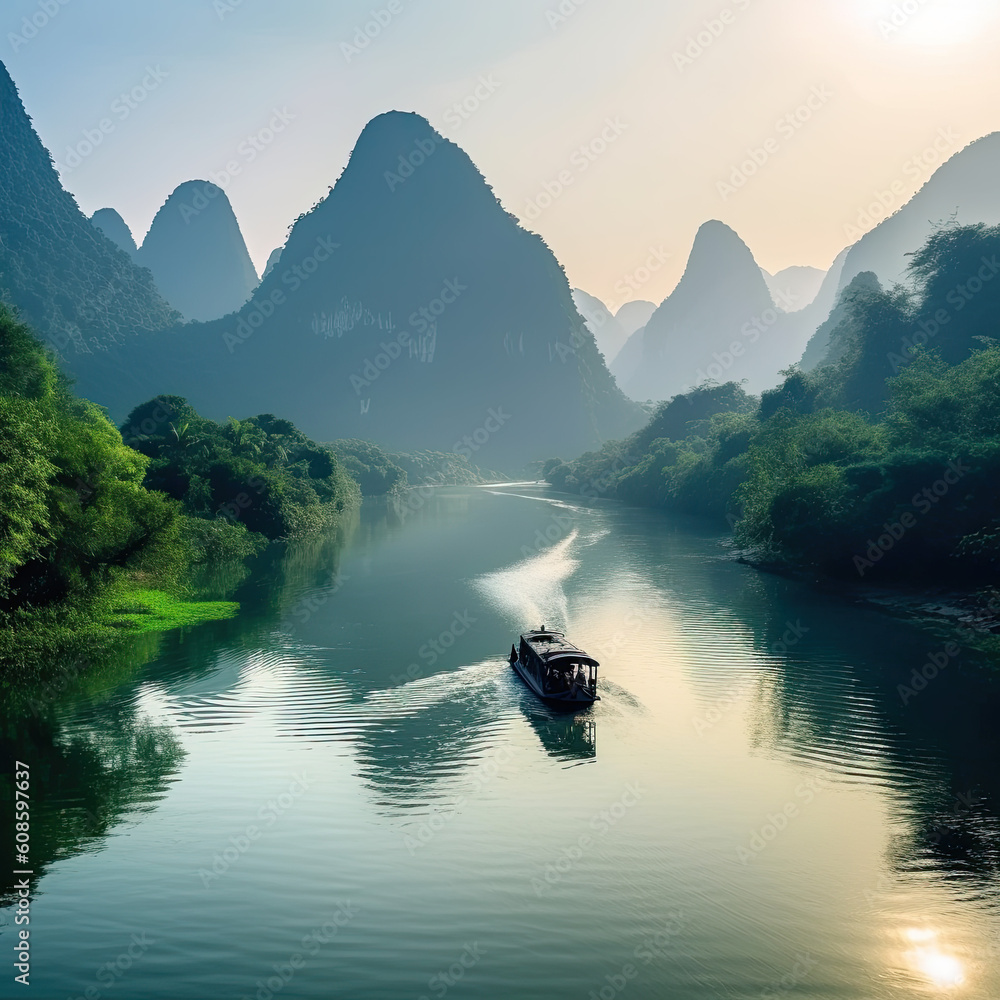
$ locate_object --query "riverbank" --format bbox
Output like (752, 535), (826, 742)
(738, 550), (1000, 668)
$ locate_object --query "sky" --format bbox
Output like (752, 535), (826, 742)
(5, 0), (1000, 309)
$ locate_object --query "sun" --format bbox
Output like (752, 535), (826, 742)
(859, 0), (999, 46)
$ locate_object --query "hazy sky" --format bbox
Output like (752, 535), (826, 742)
(7, 0), (1000, 307)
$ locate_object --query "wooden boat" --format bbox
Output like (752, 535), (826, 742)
(509, 628), (599, 708)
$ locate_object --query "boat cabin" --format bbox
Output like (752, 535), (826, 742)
(518, 629), (598, 700)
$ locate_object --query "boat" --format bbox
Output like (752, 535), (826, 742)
(509, 627), (599, 708)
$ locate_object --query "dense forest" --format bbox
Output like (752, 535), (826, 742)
(546, 224), (1000, 585)
(0, 305), (360, 668)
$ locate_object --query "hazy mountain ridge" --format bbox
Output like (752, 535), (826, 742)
(797, 133), (1000, 370)
(0, 59), (178, 354)
(762, 265), (826, 312)
(836, 131), (1000, 295)
(67, 111), (644, 468)
(614, 221), (799, 400)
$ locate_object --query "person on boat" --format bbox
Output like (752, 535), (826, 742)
(568, 667), (581, 697)
(509, 644), (518, 666)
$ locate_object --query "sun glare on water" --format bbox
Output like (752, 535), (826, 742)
(902, 929), (966, 990)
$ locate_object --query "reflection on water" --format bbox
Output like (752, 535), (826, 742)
(901, 927), (966, 990)
(1, 486), (998, 999)
(0, 702), (184, 904)
(522, 707), (597, 766)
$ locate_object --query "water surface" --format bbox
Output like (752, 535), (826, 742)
(2, 486), (999, 999)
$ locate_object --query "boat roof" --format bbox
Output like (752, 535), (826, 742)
(521, 630), (599, 666)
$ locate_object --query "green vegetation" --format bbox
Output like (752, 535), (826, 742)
(329, 439), (407, 496)
(327, 440), (501, 495)
(0, 306), (189, 660)
(547, 224), (1000, 585)
(122, 398), (361, 541)
(386, 448), (500, 487)
(104, 589), (240, 633)
(0, 306), (361, 672)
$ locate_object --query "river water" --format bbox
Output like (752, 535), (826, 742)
(2, 485), (999, 999)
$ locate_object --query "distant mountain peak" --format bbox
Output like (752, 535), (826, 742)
(137, 180), (259, 322)
(69, 108), (643, 467)
(613, 221), (785, 400)
(90, 208), (138, 258)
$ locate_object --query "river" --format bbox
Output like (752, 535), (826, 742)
(2, 485), (999, 999)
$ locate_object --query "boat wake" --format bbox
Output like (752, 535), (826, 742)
(472, 530), (580, 631)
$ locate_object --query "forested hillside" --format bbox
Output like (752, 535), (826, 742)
(546, 224), (1000, 582)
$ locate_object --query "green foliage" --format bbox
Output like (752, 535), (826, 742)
(546, 227), (1000, 584)
(329, 439), (408, 495)
(0, 306), (186, 618)
(543, 382), (757, 512)
(0, 307), (362, 671)
(122, 398), (361, 542)
(633, 382), (757, 453)
(386, 449), (499, 487)
(733, 410), (885, 563)
(103, 589), (240, 633)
